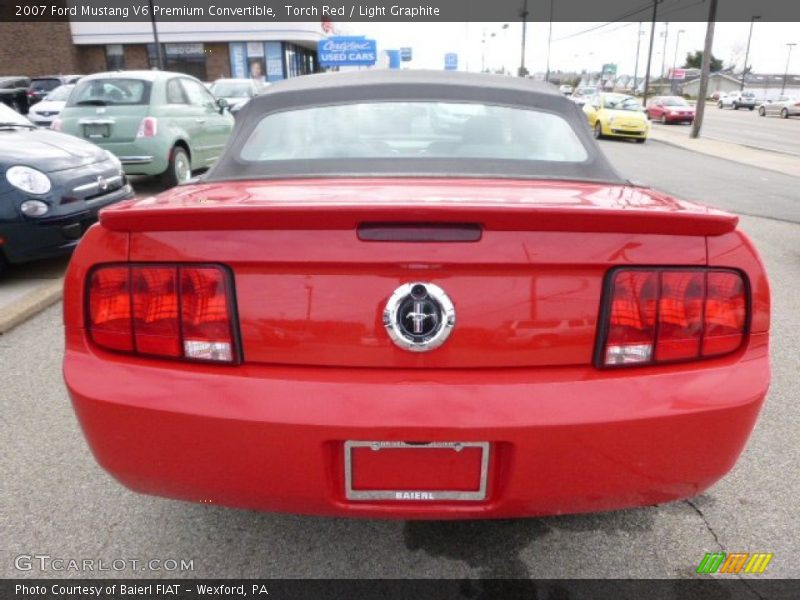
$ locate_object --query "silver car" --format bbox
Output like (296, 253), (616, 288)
(757, 95), (800, 119)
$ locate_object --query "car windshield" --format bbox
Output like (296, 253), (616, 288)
(576, 87), (596, 96)
(662, 97), (689, 106)
(0, 103), (33, 126)
(211, 81), (253, 98)
(30, 78), (60, 92)
(44, 84), (74, 102)
(239, 101), (589, 163)
(742, 92), (756, 98)
(602, 95), (641, 111)
(67, 78), (151, 106)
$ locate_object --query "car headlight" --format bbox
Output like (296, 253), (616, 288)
(6, 165), (52, 195)
(105, 150), (123, 171)
(20, 200), (49, 217)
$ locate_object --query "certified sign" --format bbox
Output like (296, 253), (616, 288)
(400, 47), (413, 62)
(668, 68), (686, 80)
(318, 36), (378, 67)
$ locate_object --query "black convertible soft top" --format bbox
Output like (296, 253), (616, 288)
(205, 70), (625, 184)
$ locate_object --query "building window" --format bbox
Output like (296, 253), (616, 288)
(229, 41), (323, 83)
(106, 44), (125, 71)
(147, 43), (207, 81)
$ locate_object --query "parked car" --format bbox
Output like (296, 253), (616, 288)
(757, 95), (800, 118)
(718, 91), (757, 110)
(27, 75), (82, 107)
(209, 78), (266, 116)
(558, 84), (574, 95)
(27, 84), (74, 127)
(0, 103), (134, 275)
(583, 93), (649, 142)
(63, 71), (769, 519)
(55, 71), (235, 186)
(645, 96), (695, 124)
(0, 76), (31, 114)
(570, 85), (599, 107)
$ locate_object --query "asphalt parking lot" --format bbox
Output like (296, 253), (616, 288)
(1, 137), (798, 580)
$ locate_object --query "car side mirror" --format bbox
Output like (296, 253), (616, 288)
(216, 97), (229, 113)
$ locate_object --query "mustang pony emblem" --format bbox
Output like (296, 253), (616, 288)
(383, 282), (455, 352)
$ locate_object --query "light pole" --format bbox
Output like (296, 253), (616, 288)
(660, 22), (670, 80)
(670, 28), (685, 94)
(633, 22), (644, 95)
(782, 43), (797, 95)
(148, 0), (164, 70)
(672, 29), (685, 72)
(545, 0), (554, 83)
(740, 16), (760, 91)
(519, 0), (529, 77)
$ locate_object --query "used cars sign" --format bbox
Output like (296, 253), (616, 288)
(318, 36), (377, 67)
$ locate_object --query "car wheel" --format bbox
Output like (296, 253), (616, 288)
(781, 108), (789, 119)
(593, 122), (603, 140)
(748, 106), (754, 111)
(635, 137), (646, 144)
(718, 101), (723, 108)
(660, 114), (668, 125)
(733, 103), (739, 110)
(161, 146), (191, 188)
(758, 106), (766, 116)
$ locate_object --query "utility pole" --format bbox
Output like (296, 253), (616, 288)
(519, 0), (529, 77)
(545, 0), (554, 83)
(148, 0), (164, 70)
(642, 1), (660, 105)
(782, 43), (797, 95)
(741, 16), (760, 90)
(690, 0), (718, 139)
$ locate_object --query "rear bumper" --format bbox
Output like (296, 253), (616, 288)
(64, 332), (769, 519)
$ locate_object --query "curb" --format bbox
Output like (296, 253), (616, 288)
(0, 279), (63, 335)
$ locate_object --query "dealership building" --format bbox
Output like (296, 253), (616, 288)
(0, 20), (329, 81)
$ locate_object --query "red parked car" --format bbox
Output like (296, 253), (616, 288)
(646, 96), (696, 124)
(63, 71), (770, 519)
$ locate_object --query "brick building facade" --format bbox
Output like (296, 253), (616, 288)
(1, 21), (325, 82)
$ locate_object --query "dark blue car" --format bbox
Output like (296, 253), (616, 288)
(0, 103), (134, 275)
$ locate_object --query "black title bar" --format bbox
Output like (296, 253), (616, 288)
(3, 0), (800, 22)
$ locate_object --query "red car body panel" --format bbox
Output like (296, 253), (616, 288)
(63, 179), (770, 519)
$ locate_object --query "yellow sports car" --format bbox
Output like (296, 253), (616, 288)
(583, 93), (650, 143)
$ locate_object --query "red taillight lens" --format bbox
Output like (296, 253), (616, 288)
(88, 266), (133, 352)
(180, 266), (236, 362)
(87, 264), (238, 363)
(136, 117), (158, 138)
(132, 266), (180, 357)
(600, 268), (748, 367)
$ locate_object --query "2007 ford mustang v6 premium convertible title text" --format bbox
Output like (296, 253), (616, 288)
(63, 71), (770, 519)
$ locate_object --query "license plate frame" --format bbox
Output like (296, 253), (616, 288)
(344, 441), (490, 501)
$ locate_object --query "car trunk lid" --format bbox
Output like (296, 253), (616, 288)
(112, 179), (730, 369)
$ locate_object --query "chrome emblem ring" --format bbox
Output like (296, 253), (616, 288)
(383, 282), (455, 352)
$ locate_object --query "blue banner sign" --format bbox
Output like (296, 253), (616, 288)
(318, 36), (378, 67)
(444, 53), (458, 70)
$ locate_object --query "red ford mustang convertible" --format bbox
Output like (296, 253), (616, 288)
(63, 71), (770, 519)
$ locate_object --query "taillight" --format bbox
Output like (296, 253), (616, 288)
(50, 118), (62, 132)
(87, 264), (239, 363)
(136, 117), (158, 138)
(598, 268), (748, 367)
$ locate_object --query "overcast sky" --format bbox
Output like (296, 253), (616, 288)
(351, 22), (799, 76)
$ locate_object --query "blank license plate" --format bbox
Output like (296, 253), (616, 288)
(344, 441), (489, 501)
(84, 124), (110, 138)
